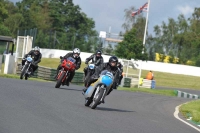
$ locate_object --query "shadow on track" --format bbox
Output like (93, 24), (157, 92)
(96, 107), (135, 113)
(58, 87), (83, 92)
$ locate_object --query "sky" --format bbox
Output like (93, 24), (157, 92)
(10, 0), (200, 37)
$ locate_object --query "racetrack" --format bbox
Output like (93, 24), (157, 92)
(0, 77), (199, 133)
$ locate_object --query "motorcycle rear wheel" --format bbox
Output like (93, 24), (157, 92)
(55, 72), (65, 88)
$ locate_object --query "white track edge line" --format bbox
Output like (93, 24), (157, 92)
(174, 104), (200, 132)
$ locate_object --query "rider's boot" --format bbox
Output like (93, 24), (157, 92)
(65, 80), (70, 86)
(82, 87), (87, 93)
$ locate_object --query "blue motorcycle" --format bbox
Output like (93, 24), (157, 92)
(83, 70), (114, 109)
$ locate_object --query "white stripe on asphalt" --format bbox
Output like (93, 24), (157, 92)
(174, 105), (200, 132)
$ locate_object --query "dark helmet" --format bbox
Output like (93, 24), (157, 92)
(96, 49), (102, 57)
(73, 48), (81, 58)
(109, 56), (118, 67)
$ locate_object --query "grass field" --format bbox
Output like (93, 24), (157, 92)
(118, 87), (176, 97)
(39, 58), (200, 90)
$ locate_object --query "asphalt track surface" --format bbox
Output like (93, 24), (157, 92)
(0, 77), (199, 133)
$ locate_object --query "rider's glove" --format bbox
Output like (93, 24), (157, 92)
(75, 65), (79, 70)
(32, 62), (36, 66)
(60, 56), (63, 59)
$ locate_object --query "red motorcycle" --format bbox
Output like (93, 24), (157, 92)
(55, 56), (76, 88)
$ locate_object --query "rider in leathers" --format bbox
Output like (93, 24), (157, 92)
(21, 46), (42, 75)
(83, 56), (120, 103)
(117, 62), (123, 85)
(56, 48), (81, 86)
(84, 49), (104, 76)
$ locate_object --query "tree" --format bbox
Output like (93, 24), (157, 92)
(104, 43), (114, 55)
(115, 28), (148, 60)
(4, 13), (24, 36)
(0, 0), (8, 23)
(0, 24), (11, 36)
(122, 6), (136, 32)
(13, 0), (98, 51)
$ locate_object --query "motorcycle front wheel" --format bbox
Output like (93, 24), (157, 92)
(90, 87), (104, 109)
(85, 98), (93, 107)
(25, 74), (28, 80)
(20, 65), (28, 79)
(55, 72), (66, 88)
(84, 72), (91, 87)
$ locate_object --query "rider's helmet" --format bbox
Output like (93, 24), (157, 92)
(73, 48), (81, 58)
(109, 56), (118, 67)
(96, 49), (102, 57)
(34, 46), (40, 55)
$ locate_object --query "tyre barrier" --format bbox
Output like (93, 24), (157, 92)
(174, 90), (200, 99)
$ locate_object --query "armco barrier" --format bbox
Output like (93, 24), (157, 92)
(16, 64), (84, 84)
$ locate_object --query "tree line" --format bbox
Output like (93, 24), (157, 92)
(120, 6), (200, 66)
(0, 0), (101, 52)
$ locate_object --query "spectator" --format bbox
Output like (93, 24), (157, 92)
(146, 70), (154, 80)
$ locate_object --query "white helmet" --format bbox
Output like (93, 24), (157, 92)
(34, 46), (40, 55)
(73, 48), (80, 58)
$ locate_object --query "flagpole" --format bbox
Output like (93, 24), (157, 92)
(138, 0), (150, 88)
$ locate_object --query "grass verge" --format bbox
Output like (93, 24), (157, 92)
(0, 73), (50, 82)
(180, 100), (200, 123)
(39, 58), (200, 90)
(118, 87), (176, 97)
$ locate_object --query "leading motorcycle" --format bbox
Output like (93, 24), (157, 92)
(55, 56), (76, 88)
(83, 70), (114, 109)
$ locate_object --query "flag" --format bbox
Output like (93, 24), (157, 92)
(131, 2), (148, 17)
(141, 2), (148, 12)
(131, 10), (138, 17)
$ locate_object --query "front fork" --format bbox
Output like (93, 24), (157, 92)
(21, 62), (31, 74)
(57, 69), (69, 83)
(100, 85), (107, 102)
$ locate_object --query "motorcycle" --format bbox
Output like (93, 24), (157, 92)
(84, 63), (95, 87)
(20, 56), (34, 80)
(83, 70), (114, 109)
(55, 56), (76, 88)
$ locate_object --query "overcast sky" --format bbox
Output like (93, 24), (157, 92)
(11, 0), (200, 36)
